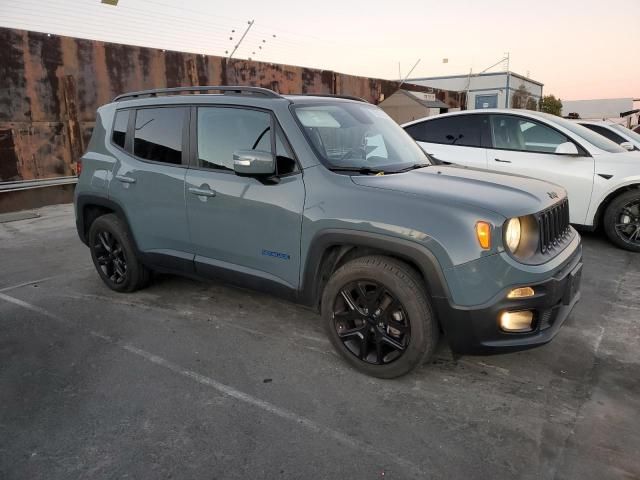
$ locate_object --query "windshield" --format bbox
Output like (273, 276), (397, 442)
(292, 102), (430, 171)
(610, 123), (640, 143)
(531, 112), (627, 153)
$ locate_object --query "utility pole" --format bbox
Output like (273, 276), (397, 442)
(229, 20), (255, 59)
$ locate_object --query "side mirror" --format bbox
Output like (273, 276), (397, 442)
(555, 142), (579, 155)
(620, 141), (635, 151)
(233, 150), (276, 176)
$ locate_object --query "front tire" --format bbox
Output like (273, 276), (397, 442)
(603, 190), (640, 252)
(88, 214), (150, 292)
(321, 255), (439, 378)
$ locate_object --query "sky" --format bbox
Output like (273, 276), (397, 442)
(1, 0), (639, 100)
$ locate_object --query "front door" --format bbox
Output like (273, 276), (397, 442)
(487, 114), (595, 224)
(185, 106), (305, 292)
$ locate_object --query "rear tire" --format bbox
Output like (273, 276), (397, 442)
(88, 214), (150, 292)
(603, 190), (640, 252)
(321, 255), (439, 378)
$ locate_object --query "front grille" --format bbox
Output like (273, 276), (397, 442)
(538, 198), (571, 254)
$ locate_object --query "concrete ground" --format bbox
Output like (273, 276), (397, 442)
(1, 204), (639, 480)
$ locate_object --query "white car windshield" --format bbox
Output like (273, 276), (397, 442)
(533, 113), (627, 153)
(293, 102), (430, 171)
(610, 123), (640, 144)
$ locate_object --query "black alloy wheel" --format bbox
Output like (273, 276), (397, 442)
(333, 280), (411, 365)
(604, 190), (640, 252)
(614, 199), (640, 246)
(94, 230), (128, 285)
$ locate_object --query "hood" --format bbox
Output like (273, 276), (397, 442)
(350, 165), (566, 219)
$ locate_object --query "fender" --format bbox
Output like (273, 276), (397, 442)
(586, 177), (640, 227)
(75, 193), (139, 251)
(298, 229), (451, 309)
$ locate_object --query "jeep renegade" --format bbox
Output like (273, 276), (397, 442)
(75, 86), (583, 378)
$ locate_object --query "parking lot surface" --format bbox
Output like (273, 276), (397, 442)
(1, 204), (639, 479)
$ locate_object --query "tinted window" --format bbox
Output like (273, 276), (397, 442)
(112, 110), (129, 149)
(133, 107), (185, 165)
(490, 115), (569, 153)
(581, 124), (626, 145)
(406, 115), (485, 147)
(197, 107), (274, 171)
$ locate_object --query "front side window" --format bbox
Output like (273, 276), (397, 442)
(133, 107), (185, 165)
(406, 115), (486, 148)
(293, 102), (429, 171)
(197, 107), (271, 171)
(490, 115), (569, 153)
(581, 124), (627, 145)
(112, 110), (129, 149)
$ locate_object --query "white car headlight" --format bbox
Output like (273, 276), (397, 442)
(505, 217), (522, 253)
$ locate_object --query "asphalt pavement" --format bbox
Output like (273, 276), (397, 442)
(1, 204), (639, 479)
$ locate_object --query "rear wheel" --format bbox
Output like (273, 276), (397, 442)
(603, 190), (640, 252)
(88, 214), (150, 292)
(321, 255), (438, 378)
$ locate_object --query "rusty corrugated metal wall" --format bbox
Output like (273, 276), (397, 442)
(0, 27), (464, 183)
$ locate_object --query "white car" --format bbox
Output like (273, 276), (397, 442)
(577, 120), (640, 152)
(402, 109), (640, 251)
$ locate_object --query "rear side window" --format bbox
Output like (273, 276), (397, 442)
(133, 107), (185, 165)
(112, 110), (128, 149)
(581, 124), (626, 145)
(490, 115), (569, 153)
(405, 115), (486, 147)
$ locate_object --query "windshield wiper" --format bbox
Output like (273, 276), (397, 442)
(327, 166), (386, 175)
(390, 163), (431, 173)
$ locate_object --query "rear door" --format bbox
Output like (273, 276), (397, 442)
(487, 114), (595, 224)
(404, 114), (490, 168)
(185, 105), (305, 292)
(109, 106), (192, 265)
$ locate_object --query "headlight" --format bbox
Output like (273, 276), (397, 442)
(505, 217), (522, 252)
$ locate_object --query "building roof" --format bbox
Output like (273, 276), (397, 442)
(400, 90), (449, 109)
(406, 71), (544, 87)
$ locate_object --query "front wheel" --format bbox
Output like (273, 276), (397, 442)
(603, 190), (640, 252)
(321, 255), (439, 378)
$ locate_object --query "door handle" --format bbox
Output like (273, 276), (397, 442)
(115, 175), (136, 184)
(494, 158), (512, 163)
(189, 187), (216, 198)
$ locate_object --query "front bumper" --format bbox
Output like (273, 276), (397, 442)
(433, 245), (583, 354)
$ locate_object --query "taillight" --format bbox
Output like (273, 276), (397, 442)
(76, 158), (83, 177)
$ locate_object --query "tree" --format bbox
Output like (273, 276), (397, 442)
(539, 95), (563, 116)
(526, 97), (538, 111)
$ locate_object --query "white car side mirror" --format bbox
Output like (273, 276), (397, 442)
(620, 141), (635, 151)
(555, 142), (579, 155)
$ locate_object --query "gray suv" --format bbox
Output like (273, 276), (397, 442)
(74, 86), (583, 378)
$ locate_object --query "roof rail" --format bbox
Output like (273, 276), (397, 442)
(113, 85), (283, 102)
(296, 93), (368, 103)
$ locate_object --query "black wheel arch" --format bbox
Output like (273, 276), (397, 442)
(76, 194), (139, 253)
(299, 229), (451, 311)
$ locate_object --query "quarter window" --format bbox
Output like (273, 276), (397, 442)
(490, 115), (570, 154)
(133, 107), (185, 165)
(405, 115), (486, 148)
(112, 110), (129, 149)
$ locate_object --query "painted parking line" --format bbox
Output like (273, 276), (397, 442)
(0, 291), (428, 479)
(0, 267), (94, 293)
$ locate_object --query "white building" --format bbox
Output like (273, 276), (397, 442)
(406, 71), (544, 110)
(562, 98), (639, 127)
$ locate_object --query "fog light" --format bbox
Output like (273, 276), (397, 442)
(507, 287), (535, 299)
(500, 311), (534, 332)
